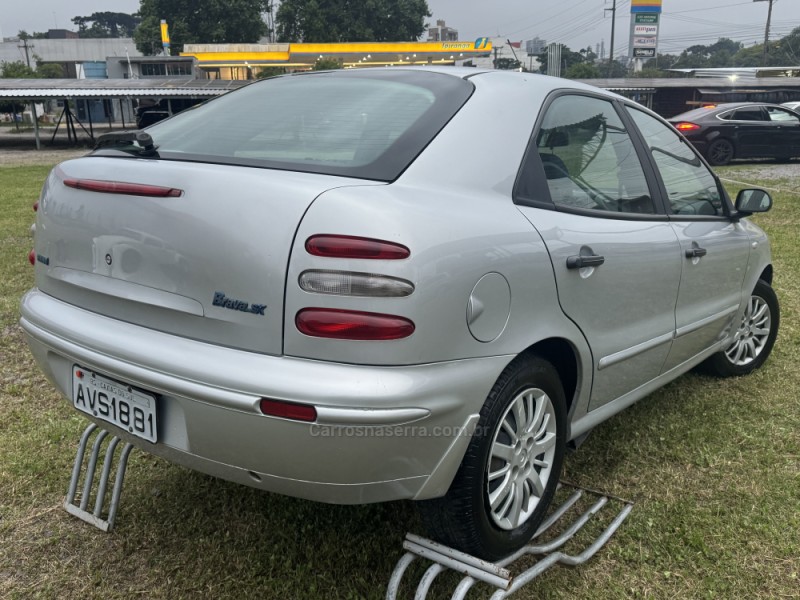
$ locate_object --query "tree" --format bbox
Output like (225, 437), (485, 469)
(537, 44), (597, 76)
(494, 57), (521, 70)
(72, 12), (141, 38)
(565, 62), (601, 79)
(17, 30), (47, 40)
(134, 0), (269, 55)
(275, 0), (431, 43)
(312, 57), (342, 70)
(36, 63), (65, 78)
(605, 59), (628, 78)
(641, 53), (680, 71)
(1, 59), (63, 79)
(672, 38), (743, 69)
(256, 66), (287, 78)
(0, 60), (37, 78)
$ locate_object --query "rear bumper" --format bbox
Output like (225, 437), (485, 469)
(683, 137), (708, 155)
(20, 288), (510, 504)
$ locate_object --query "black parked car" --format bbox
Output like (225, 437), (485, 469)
(669, 102), (800, 166)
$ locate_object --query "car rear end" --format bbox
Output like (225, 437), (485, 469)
(21, 69), (535, 504)
(668, 105), (726, 155)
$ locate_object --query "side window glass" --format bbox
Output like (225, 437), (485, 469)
(627, 107), (724, 216)
(733, 108), (766, 121)
(536, 95), (655, 214)
(766, 107), (800, 123)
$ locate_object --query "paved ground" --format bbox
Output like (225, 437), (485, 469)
(0, 148), (89, 166)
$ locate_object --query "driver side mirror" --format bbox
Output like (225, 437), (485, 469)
(735, 189), (772, 214)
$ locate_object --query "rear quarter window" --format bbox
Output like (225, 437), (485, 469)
(146, 70), (473, 181)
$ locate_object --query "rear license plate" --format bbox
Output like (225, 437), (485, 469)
(72, 366), (157, 443)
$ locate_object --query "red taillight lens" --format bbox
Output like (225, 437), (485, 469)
(259, 398), (317, 422)
(28, 249), (36, 265)
(33, 201), (39, 212)
(296, 308), (415, 340)
(62, 177), (182, 198)
(674, 122), (701, 132)
(305, 235), (410, 260)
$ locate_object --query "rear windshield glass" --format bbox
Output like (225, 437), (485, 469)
(145, 70), (473, 181)
(672, 107), (722, 121)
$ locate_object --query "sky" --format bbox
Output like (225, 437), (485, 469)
(1, 0), (799, 57)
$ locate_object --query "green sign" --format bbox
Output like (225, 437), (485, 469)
(635, 13), (659, 24)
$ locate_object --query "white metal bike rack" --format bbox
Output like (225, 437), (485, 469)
(386, 485), (633, 599)
(63, 423), (134, 532)
(62, 426), (632, 598)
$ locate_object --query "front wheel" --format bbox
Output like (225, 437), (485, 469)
(701, 279), (779, 377)
(418, 355), (567, 560)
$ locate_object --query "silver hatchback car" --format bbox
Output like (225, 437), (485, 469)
(21, 67), (778, 560)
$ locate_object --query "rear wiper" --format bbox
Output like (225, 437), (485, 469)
(95, 130), (159, 157)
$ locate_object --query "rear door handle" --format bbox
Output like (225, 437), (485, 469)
(685, 247), (707, 258)
(566, 254), (605, 269)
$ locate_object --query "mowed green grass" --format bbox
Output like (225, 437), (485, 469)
(1, 162), (798, 599)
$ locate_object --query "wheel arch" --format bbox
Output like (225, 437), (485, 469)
(759, 264), (773, 285)
(519, 337), (580, 418)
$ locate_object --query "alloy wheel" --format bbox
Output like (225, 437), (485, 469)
(725, 294), (771, 366)
(486, 387), (557, 530)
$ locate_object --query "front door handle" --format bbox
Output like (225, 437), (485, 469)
(685, 246), (707, 258)
(566, 254), (605, 269)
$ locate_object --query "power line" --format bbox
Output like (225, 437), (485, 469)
(502, 0), (600, 39)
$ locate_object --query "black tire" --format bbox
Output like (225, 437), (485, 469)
(706, 138), (734, 166)
(417, 355), (567, 560)
(700, 279), (779, 377)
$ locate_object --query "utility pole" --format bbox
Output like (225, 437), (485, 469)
(18, 37), (33, 69)
(17, 37), (41, 150)
(605, 0), (617, 77)
(753, 0), (775, 67)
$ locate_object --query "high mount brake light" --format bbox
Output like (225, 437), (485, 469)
(305, 235), (410, 260)
(296, 308), (415, 341)
(58, 169), (182, 198)
(674, 122), (701, 132)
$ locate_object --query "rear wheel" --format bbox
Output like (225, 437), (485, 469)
(700, 279), (779, 377)
(706, 138), (734, 166)
(418, 355), (567, 560)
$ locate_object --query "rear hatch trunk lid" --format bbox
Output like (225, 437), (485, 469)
(35, 156), (381, 355)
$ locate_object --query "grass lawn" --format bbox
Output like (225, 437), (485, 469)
(1, 161), (798, 599)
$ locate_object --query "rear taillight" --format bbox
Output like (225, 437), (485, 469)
(259, 398), (317, 422)
(299, 270), (414, 297)
(296, 308), (415, 340)
(28, 249), (35, 265)
(305, 235), (409, 260)
(674, 122), (701, 132)
(33, 201), (38, 212)
(59, 170), (182, 198)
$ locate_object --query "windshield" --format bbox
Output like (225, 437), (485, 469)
(143, 69), (473, 181)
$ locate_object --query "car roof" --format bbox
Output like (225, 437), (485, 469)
(290, 66), (629, 101)
(670, 101), (796, 121)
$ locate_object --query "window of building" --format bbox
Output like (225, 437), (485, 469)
(140, 63), (167, 76)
